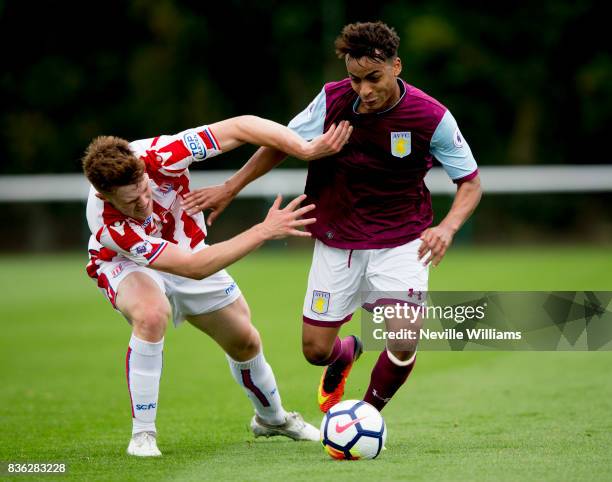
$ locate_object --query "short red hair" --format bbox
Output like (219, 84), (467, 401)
(82, 136), (144, 193)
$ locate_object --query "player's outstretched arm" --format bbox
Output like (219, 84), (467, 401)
(153, 194), (315, 279)
(183, 121), (352, 221)
(418, 176), (482, 267)
(182, 146), (285, 220)
(209, 116), (352, 161)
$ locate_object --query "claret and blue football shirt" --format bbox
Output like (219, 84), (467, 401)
(289, 78), (478, 249)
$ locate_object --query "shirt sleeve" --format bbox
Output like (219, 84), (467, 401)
(430, 110), (478, 183)
(287, 88), (327, 141)
(97, 220), (168, 266)
(132, 125), (222, 178)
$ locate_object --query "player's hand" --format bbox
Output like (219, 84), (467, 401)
(304, 121), (353, 161)
(418, 225), (455, 267)
(181, 183), (236, 225)
(258, 194), (316, 240)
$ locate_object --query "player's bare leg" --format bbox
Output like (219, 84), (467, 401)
(302, 323), (363, 413)
(115, 272), (170, 457)
(187, 295), (259, 361)
(363, 311), (421, 411)
(187, 295), (318, 441)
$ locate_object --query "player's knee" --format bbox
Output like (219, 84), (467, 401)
(130, 302), (170, 341)
(228, 325), (261, 361)
(240, 325), (261, 356)
(302, 339), (333, 366)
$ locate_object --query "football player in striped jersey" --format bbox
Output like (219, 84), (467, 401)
(83, 115), (352, 456)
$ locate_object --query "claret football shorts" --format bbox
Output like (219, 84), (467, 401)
(303, 238), (429, 327)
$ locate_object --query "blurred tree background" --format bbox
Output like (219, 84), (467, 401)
(1, 0), (611, 250)
(2, 0), (611, 174)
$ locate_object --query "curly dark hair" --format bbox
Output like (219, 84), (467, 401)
(334, 21), (400, 61)
(82, 136), (144, 193)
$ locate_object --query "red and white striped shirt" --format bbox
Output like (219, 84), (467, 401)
(86, 125), (221, 276)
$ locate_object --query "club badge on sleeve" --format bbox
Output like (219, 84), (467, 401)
(390, 132), (411, 158)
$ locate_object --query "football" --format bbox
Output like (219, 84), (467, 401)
(320, 400), (386, 460)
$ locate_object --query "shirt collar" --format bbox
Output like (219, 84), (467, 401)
(352, 79), (406, 115)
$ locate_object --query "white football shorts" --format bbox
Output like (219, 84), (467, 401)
(91, 249), (241, 326)
(303, 238), (429, 327)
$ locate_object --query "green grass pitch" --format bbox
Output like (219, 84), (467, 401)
(1, 246), (611, 481)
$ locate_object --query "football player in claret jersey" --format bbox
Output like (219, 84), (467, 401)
(83, 115), (352, 456)
(184, 22), (482, 413)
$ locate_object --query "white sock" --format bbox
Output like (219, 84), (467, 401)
(127, 334), (164, 435)
(226, 350), (287, 425)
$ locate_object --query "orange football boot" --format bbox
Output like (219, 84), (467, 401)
(317, 335), (363, 413)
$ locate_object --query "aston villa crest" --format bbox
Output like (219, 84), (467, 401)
(390, 131), (411, 158)
(311, 290), (330, 314)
